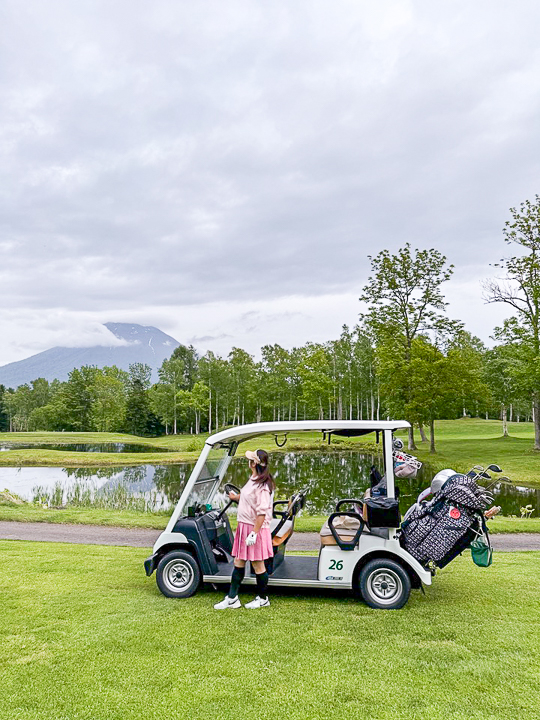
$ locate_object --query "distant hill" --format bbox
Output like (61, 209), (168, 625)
(0, 323), (181, 388)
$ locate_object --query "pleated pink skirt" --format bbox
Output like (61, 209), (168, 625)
(232, 522), (273, 561)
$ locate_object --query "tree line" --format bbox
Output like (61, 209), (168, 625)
(2, 196), (540, 451)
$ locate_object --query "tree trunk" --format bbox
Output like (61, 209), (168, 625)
(407, 426), (417, 451)
(502, 405), (508, 437)
(418, 423), (428, 442)
(534, 393), (540, 450)
(429, 417), (436, 453)
(509, 403), (513, 423)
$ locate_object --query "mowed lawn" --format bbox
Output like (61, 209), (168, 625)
(398, 418), (540, 486)
(1, 541), (539, 720)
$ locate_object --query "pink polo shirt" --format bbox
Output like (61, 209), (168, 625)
(237, 478), (274, 528)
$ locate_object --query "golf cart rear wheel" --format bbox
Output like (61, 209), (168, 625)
(358, 559), (411, 610)
(156, 550), (201, 599)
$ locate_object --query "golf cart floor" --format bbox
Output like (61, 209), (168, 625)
(205, 555), (322, 587)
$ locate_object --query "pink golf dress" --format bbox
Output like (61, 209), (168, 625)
(231, 477), (274, 561)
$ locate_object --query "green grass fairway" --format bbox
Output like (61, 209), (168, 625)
(408, 419), (540, 486)
(1, 541), (539, 720)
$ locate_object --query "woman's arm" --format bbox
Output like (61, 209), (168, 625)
(252, 514), (265, 534)
(246, 513), (266, 545)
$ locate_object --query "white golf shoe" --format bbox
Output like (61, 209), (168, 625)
(213, 595), (241, 610)
(245, 596), (270, 609)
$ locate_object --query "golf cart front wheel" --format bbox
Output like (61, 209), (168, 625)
(358, 559), (411, 610)
(156, 550), (201, 599)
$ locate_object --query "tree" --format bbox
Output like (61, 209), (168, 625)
(0, 385), (9, 431)
(445, 331), (489, 419)
(156, 356), (187, 433)
(190, 382), (210, 434)
(89, 368), (127, 432)
(484, 196), (540, 449)
(484, 345), (520, 436)
(149, 382), (175, 434)
(62, 366), (100, 431)
(125, 363), (153, 436)
(169, 345), (199, 390)
(360, 244), (459, 449)
(297, 344), (333, 419)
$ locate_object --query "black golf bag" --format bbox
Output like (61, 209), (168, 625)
(400, 474), (491, 568)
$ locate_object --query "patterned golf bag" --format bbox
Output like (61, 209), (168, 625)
(400, 474), (491, 568)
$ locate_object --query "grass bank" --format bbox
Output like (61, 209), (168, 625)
(0, 503), (538, 533)
(1, 540), (539, 720)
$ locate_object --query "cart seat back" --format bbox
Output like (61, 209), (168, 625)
(319, 515), (361, 546)
(269, 518), (293, 546)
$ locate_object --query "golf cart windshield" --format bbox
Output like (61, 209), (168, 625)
(181, 446), (232, 510)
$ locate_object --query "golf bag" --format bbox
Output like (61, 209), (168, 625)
(400, 474), (492, 568)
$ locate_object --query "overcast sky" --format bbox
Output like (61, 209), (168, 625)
(1, 0), (539, 366)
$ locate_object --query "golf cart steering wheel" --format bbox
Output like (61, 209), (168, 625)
(216, 483), (241, 521)
(224, 483), (241, 502)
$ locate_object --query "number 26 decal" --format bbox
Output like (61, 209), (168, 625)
(329, 559), (343, 570)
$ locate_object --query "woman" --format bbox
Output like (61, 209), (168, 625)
(214, 449), (275, 610)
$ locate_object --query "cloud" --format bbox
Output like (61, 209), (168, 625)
(187, 334), (233, 344)
(0, 0), (537, 361)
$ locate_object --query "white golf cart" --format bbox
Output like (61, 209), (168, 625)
(144, 421), (433, 609)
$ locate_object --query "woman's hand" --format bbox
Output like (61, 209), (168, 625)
(228, 491), (240, 502)
(246, 532), (257, 546)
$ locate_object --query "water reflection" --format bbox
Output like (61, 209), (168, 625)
(2, 451), (539, 517)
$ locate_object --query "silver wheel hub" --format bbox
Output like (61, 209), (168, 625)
(163, 559), (194, 592)
(367, 569), (402, 605)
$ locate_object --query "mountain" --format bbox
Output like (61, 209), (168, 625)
(0, 323), (181, 388)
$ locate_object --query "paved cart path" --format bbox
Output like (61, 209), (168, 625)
(0, 521), (539, 551)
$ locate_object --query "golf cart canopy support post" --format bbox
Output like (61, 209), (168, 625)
(165, 420), (409, 528)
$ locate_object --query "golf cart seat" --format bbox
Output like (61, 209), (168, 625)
(270, 489), (307, 547)
(270, 518), (294, 545)
(320, 499), (364, 549)
(264, 488), (309, 574)
(320, 499), (390, 549)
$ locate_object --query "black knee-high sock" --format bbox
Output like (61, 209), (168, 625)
(255, 571), (269, 600)
(228, 566), (245, 598)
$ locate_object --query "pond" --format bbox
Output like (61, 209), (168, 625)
(1, 451), (538, 517)
(0, 443), (173, 453)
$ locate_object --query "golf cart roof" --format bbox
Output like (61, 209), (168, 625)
(206, 420), (411, 447)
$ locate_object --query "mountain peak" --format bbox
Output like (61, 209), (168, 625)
(0, 323), (182, 388)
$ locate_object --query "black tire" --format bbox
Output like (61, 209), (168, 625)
(156, 550), (201, 599)
(358, 558), (411, 610)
